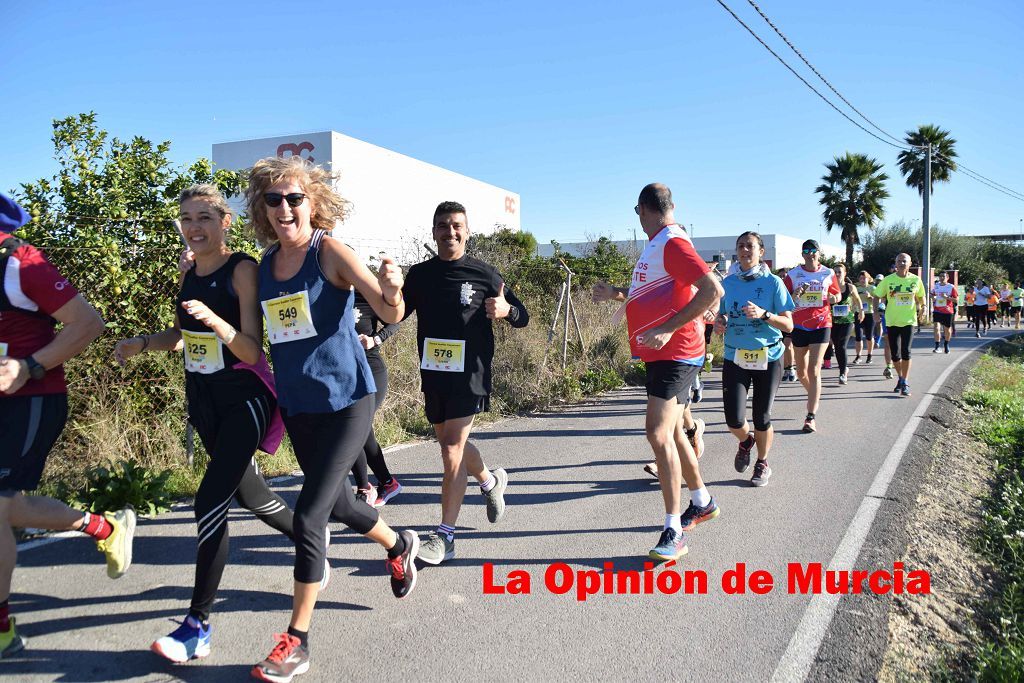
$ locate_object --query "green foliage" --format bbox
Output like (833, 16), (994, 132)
(552, 236), (635, 287)
(579, 367), (623, 395)
(61, 460), (174, 517)
(896, 124), (958, 197)
(814, 152), (889, 268)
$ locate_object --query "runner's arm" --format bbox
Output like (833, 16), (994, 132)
(501, 286), (529, 328)
(26, 294), (105, 371)
(320, 238), (405, 323)
(226, 259), (267, 365)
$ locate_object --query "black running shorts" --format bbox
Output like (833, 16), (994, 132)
(790, 327), (831, 348)
(933, 312), (953, 328)
(0, 394), (69, 494)
(644, 361), (700, 405)
(423, 391), (490, 425)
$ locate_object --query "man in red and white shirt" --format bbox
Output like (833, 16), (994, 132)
(931, 270), (958, 353)
(592, 183), (722, 562)
(0, 193), (135, 659)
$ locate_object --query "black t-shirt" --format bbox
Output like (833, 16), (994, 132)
(403, 255), (528, 396)
(177, 252), (253, 373)
(353, 290), (401, 373)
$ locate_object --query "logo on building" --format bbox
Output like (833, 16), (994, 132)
(504, 196), (517, 215)
(277, 142), (316, 163)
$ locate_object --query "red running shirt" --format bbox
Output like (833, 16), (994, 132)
(784, 265), (841, 330)
(0, 242), (79, 396)
(931, 283), (957, 314)
(625, 225), (710, 363)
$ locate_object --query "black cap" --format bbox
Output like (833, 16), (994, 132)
(801, 239), (820, 252)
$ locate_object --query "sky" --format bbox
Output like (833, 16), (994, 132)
(4, 1), (1023, 248)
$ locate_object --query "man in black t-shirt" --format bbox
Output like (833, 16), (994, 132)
(402, 201), (529, 565)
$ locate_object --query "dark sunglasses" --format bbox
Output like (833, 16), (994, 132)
(264, 193), (307, 208)
(634, 205), (640, 215)
(802, 249), (819, 255)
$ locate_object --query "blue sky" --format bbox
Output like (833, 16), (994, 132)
(4, 1), (1022, 247)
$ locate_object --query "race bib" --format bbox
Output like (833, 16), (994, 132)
(181, 330), (224, 374)
(934, 296), (947, 308)
(420, 338), (466, 372)
(736, 347), (768, 371)
(832, 304), (850, 318)
(861, 302), (869, 312)
(796, 290), (824, 308)
(262, 291), (317, 344)
(893, 292), (914, 307)
(0, 342), (7, 356)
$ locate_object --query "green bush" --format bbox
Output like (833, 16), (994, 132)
(62, 460), (174, 517)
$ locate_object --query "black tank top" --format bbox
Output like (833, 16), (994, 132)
(176, 252), (253, 374)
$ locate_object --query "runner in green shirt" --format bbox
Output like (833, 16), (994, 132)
(872, 253), (926, 397)
(1012, 283), (1023, 330)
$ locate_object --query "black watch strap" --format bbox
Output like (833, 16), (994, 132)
(761, 310), (771, 320)
(26, 355), (46, 381)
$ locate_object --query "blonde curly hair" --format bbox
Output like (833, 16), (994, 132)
(245, 156), (352, 245)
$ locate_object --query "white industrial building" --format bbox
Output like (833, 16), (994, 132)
(212, 131), (520, 263)
(537, 233), (853, 271)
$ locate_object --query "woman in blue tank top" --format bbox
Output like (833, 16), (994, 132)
(247, 157), (419, 683)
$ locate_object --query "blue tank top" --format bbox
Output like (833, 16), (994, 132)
(258, 229), (376, 414)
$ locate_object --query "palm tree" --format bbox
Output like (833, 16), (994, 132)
(896, 124), (958, 196)
(815, 152), (889, 269)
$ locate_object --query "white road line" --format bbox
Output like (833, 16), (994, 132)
(771, 335), (1000, 683)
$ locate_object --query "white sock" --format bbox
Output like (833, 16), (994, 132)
(691, 487), (711, 508)
(665, 514), (682, 534)
(480, 473), (496, 492)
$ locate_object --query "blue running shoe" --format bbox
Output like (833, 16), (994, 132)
(649, 528), (688, 562)
(680, 498), (720, 531)
(151, 615), (212, 663)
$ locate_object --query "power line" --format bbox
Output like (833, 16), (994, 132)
(713, 0), (912, 151)
(931, 151), (1024, 201)
(744, 0), (909, 147)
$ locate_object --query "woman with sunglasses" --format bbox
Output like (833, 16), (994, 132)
(783, 240), (841, 433)
(247, 157), (418, 683)
(114, 184), (297, 663)
(820, 263), (863, 385)
(713, 232), (793, 486)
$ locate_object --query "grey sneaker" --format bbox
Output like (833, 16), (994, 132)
(751, 460), (772, 487)
(838, 372), (848, 385)
(417, 532), (455, 566)
(484, 468), (508, 523)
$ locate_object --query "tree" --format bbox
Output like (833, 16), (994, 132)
(815, 152), (889, 269)
(896, 124), (958, 196)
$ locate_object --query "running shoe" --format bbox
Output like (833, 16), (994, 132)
(851, 356), (861, 365)
(483, 468), (508, 523)
(883, 366), (894, 379)
(386, 529), (419, 599)
(975, 331), (981, 338)
(901, 383), (912, 398)
(373, 478), (402, 508)
(417, 532), (455, 565)
(151, 615), (212, 663)
(933, 346), (940, 353)
(688, 418), (706, 460)
(252, 633), (309, 682)
(750, 460), (772, 487)
(642, 462), (659, 479)
(734, 435), (754, 473)
(865, 355), (873, 365)
(680, 498), (719, 531)
(944, 344), (950, 354)
(893, 378), (904, 393)
(96, 506), (136, 579)
(802, 415), (816, 433)
(649, 528), (688, 562)
(822, 359), (832, 370)
(838, 373), (848, 385)
(355, 486), (378, 507)
(691, 376), (703, 403)
(0, 617), (26, 659)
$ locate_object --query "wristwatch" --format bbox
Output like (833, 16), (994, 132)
(761, 310), (771, 321)
(25, 355), (46, 381)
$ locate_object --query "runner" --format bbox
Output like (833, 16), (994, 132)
(593, 183), (722, 561)
(776, 267), (798, 382)
(114, 185), (298, 663)
(973, 279), (991, 338)
(964, 286), (976, 332)
(931, 270), (958, 354)
(852, 270), (877, 365)
(247, 157), (419, 682)
(350, 289), (402, 508)
(401, 201), (529, 565)
(820, 263), (863, 385)
(713, 231), (793, 487)
(0, 192), (134, 660)
(783, 240), (841, 433)
(999, 282), (1013, 327)
(873, 253), (926, 397)
(986, 286), (999, 334)
(1012, 282), (1023, 329)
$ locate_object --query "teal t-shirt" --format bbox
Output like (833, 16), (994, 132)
(721, 269), (795, 364)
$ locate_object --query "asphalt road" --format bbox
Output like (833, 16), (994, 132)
(8, 327), (1011, 682)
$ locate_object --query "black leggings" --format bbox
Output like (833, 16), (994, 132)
(284, 395), (379, 584)
(854, 314), (874, 343)
(351, 366), (394, 488)
(722, 358), (783, 432)
(887, 325), (914, 361)
(975, 305), (990, 330)
(191, 392), (294, 622)
(823, 322), (854, 372)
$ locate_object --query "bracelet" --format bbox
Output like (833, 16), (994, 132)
(139, 335), (149, 351)
(222, 327), (238, 345)
(384, 294), (403, 308)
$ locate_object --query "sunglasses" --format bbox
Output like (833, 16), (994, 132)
(264, 193), (307, 208)
(802, 249), (819, 255)
(634, 205), (640, 215)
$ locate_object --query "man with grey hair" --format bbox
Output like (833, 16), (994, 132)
(873, 252), (926, 396)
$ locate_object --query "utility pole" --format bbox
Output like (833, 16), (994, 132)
(922, 144), (932, 311)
